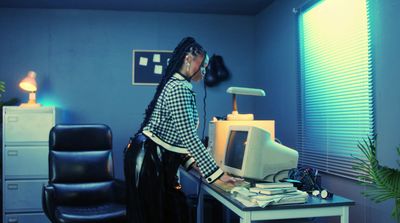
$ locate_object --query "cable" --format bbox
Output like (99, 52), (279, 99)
(194, 77), (207, 213)
(195, 172), (203, 213)
(263, 168), (296, 182)
(202, 77), (207, 141)
(274, 138), (282, 144)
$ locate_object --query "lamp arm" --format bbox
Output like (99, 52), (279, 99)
(232, 94), (237, 112)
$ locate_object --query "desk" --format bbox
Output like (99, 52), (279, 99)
(180, 169), (355, 223)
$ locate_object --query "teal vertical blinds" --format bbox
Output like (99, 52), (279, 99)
(298, 0), (374, 179)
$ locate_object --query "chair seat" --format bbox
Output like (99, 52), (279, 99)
(55, 203), (126, 223)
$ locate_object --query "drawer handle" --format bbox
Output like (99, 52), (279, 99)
(7, 116), (18, 122)
(8, 217), (18, 223)
(7, 184), (19, 190)
(7, 150), (18, 156)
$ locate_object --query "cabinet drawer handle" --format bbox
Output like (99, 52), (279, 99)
(7, 184), (19, 190)
(7, 116), (18, 122)
(8, 217), (18, 223)
(7, 150), (18, 156)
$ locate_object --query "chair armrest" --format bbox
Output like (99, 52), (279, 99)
(42, 184), (56, 222)
(113, 179), (127, 204)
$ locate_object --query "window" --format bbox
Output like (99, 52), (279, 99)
(297, 0), (374, 179)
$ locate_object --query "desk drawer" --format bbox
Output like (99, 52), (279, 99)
(4, 213), (51, 223)
(4, 180), (47, 212)
(4, 146), (48, 179)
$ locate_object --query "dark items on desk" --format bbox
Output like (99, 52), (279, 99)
(288, 167), (334, 199)
(288, 167), (321, 192)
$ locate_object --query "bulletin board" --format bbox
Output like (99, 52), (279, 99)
(132, 50), (173, 85)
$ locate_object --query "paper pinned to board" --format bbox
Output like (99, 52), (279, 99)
(153, 54), (161, 63)
(139, 57), (148, 66)
(154, 65), (163, 75)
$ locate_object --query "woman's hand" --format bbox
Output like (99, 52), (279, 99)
(218, 173), (243, 184)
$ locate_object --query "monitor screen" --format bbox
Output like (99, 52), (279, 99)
(224, 130), (248, 169)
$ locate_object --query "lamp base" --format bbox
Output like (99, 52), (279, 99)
(227, 111), (254, 121)
(20, 92), (41, 107)
(20, 102), (41, 108)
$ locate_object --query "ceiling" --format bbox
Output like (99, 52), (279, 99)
(0, 0), (275, 15)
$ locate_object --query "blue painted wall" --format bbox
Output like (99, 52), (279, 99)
(371, 0), (400, 169)
(2, 1), (398, 222)
(255, 0), (400, 222)
(0, 8), (257, 179)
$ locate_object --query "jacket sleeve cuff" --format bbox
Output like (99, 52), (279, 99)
(205, 168), (224, 184)
(183, 157), (195, 170)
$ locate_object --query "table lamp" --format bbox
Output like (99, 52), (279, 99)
(19, 71), (41, 107)
(226, 86), (265, 121)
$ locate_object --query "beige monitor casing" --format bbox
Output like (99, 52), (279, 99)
(208, 120), (275, 167)
(222, 125), (298, 181)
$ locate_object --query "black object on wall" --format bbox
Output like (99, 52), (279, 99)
(205, 54), (230, 87)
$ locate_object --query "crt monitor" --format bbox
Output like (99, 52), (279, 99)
(222, 125), (298, 182)
(208, 120), (275, 167)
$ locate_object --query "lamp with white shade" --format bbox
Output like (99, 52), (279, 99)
(226, 86), (265, 121)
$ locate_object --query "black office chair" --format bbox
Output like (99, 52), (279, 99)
(42, 124), (126, 223)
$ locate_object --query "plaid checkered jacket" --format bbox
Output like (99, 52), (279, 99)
(143, 73), (223, 183)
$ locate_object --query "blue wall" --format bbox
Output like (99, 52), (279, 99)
(255, 0), (400, 223)
(1, 1), (399, 222)
(371, 0), (400, 169)
(0, 8), (257, 179)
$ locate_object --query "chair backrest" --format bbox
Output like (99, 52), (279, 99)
(48, 124), (115, 206)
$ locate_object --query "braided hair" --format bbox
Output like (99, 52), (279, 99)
(136, 37), (206, 134)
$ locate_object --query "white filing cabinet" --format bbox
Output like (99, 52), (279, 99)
(2, 106), (55, 223)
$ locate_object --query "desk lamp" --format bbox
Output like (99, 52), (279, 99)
(19, 71), (41, 107)
(226, 87), (265, 121)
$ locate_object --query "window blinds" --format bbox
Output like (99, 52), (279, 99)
(297, 0), (374, 179)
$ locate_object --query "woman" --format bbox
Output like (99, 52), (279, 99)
(124, 37), (236, 223)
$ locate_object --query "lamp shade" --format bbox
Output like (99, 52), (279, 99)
(19, 71), (37, 92)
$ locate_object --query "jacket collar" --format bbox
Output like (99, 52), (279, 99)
(173, 73), (193, 90)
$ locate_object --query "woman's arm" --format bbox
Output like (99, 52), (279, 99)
(167, 84), (223, 183)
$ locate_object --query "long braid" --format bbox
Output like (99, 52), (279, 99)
(136, 37), (206, 135)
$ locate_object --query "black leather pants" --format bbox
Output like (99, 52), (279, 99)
(124, 133), (190, 223)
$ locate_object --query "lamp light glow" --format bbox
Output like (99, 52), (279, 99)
(19, 71), (41, 107)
